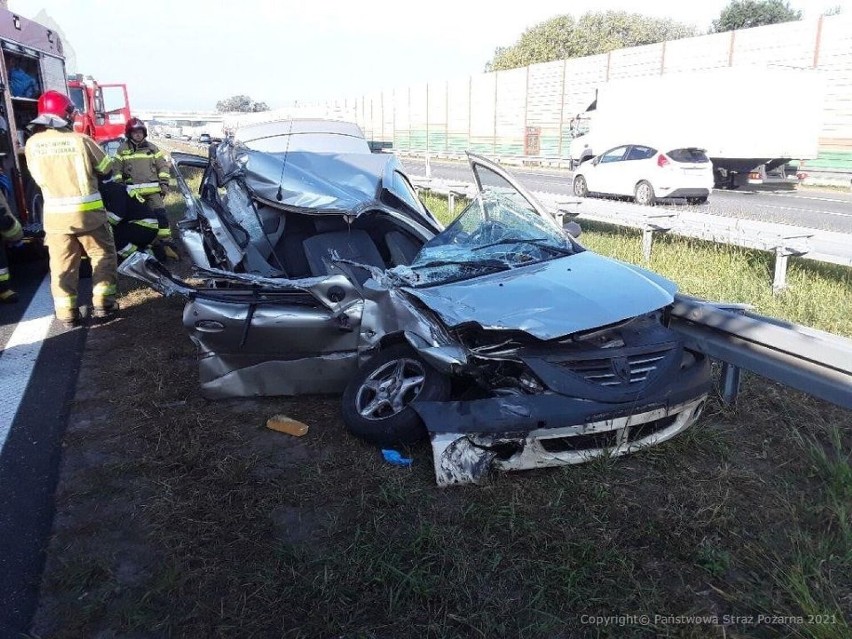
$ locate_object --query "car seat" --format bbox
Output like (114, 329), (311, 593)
(302, 230), (386, 283)
(385, 230), (420, 266)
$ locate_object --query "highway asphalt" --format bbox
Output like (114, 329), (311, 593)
(0, 261), (87, 636)
(401, 158), (852, 234)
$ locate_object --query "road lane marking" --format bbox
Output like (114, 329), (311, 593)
(0, 276), (53, 453)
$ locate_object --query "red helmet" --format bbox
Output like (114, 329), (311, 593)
(37, 90), (75, 119)
(125, 117), (147, 138)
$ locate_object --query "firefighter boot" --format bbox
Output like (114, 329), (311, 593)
(58, 308), (82, 329)
(0, 289), (18, 304)
(160, 238), (181, 261)
(92, 299), (120, 323)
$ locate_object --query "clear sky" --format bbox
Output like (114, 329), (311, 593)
(13, 0), (850, 111)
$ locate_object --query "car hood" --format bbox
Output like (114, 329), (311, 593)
(402, 251), (677, 340)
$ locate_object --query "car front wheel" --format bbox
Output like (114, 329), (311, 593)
(573, 175), (589, 197)
(634, 181), (656, 206)
(342, 344), (451, 447)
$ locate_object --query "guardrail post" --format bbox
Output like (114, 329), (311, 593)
(641, 228), (655, 261)
(773, 247), (790, 293)
(448, 191), (455, 215)
(641, 214), (676, 261)
(720, 362), (742, 404)
(770, 236), (809, 293)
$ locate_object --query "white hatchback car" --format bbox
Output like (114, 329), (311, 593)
(573, 144), (714, 206)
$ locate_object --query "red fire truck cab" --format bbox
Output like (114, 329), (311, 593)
(68, 74), (131, 142)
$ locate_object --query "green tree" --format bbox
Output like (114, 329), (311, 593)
(711, 0), (802, 32)
(216, 95), (270, 113)
(485, 11), (696, 72)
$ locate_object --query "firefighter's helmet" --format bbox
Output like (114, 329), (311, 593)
(29, 90), (76, 129)
(37, 90), (75, 119)
(125, 117), (147, 138)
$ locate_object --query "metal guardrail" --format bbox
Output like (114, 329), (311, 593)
(670, 295), (852, 410)
(411, 176), (852, 292)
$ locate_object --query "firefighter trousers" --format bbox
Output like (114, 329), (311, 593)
(113, 220), (158, 262)
(44, 223), (118, 319)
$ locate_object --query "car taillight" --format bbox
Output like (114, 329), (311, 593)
(656, 154), (670, 168)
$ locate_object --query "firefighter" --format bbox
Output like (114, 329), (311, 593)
(113, 118), (175, 257)
(0, 190), (22, 304)
(99, 178), (159, 262)
(24, 90), (118, 327)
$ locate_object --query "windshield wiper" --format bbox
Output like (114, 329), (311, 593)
(471, 237), (573, 255)
(414, 257), (511, 271)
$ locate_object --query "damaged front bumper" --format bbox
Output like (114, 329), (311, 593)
(429, 396), (707, 486)
(417, 354), (711, 486)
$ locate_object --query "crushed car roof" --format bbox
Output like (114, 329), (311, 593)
(233, 119), (367, 144)
(216, 148), (402, 214)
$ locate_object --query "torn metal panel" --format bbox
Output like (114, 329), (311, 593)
(174, 223), (210, 269)
(118, 253), (196, 298)
(431, 397), (706, 487)
(403, 333), (467, 374)
(357, 279), (459, 363)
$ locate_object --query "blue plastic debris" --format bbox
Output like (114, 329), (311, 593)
(381, 449), (413, 467)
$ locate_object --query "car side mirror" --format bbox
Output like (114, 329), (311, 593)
(592, 157), (600, 166)
(563, 221), (582, 238)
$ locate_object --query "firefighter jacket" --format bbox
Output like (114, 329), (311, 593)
(24, 129), (113, 234)
(113, 139), (170, 204)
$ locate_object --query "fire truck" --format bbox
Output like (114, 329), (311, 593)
(0, 7), (68, 234)
(67, 74), (131, 142)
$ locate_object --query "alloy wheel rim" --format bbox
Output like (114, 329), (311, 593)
(356, 358), (426, 420)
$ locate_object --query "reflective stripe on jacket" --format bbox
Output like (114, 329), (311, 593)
(24, 129), (112, 233)
(114, 139), (170, 192)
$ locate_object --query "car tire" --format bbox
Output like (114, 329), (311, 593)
(573, 175), (589, 198)
(634, 181), (656, 206)
(342, 344), (450, 447)
(687, 196), (708, 205)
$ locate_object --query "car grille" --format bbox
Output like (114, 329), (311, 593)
(540, 430), (619, 452)
(538, 415), (679, 453)
(558, 348), (671, 388)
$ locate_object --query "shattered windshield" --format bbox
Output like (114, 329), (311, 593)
(397, 192), (575, 287)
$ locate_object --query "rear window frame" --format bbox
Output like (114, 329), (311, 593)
(666, 148), (710, 163)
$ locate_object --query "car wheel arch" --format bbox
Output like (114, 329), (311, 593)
(634, 180), (656, 206)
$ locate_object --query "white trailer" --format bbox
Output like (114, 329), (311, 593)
(569, 66), (824, 187)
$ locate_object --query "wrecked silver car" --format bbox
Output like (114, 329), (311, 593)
(121, 120), (711, 486)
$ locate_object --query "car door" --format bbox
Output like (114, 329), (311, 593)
(620, 145), (657, 195)
(590, 146), (629, 195)
(466, 152), (564, 233)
